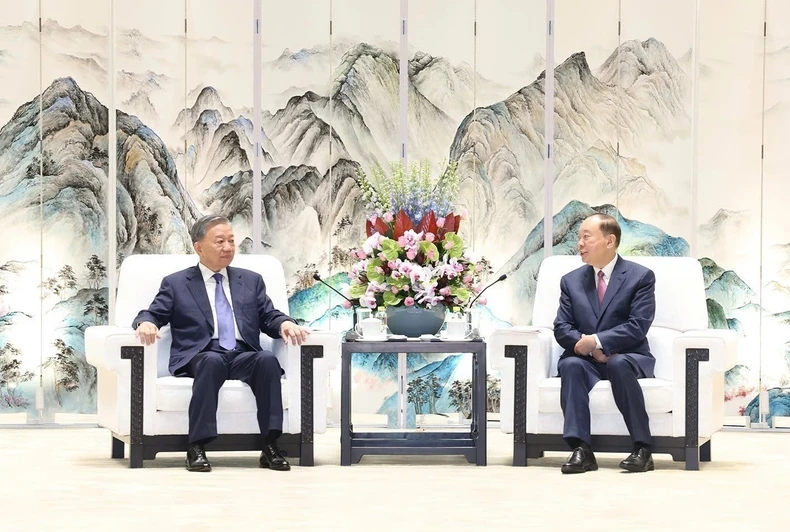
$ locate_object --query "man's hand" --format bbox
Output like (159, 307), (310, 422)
(135, 321), (160, 346)
(574, 334), (597, 356)
(280, 321), (309, 346)
(591, 348), (609, 364)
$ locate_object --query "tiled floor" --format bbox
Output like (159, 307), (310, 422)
(0, 427), (788, 530)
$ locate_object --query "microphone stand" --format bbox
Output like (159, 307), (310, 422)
(313, 272), (358, 331)
(466, 273), (507, 309)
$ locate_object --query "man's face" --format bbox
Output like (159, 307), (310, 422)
(194, 223), (235, 271)
(577, 217), (615, 268)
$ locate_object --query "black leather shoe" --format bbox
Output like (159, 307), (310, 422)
(619, 447), (654, 472)
(561, 447), (598, 474)
(185, 444), (211, 472)
(260, 443), (291, 471)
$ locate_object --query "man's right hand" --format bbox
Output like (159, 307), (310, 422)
(135, 322), (160, 346)
(591, 348), (609, 364)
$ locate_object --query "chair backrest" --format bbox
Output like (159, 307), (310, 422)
(115, 254), (289, 376)
(531, 255), (708, 331)
(532, 255), (709, 381)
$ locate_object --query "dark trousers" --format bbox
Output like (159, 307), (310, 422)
(558, 354), (652, 448)
(176, 340), (284, 445)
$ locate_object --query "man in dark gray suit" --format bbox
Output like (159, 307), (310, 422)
(134, 214), (309, 472)
(554, 213), (656, 474)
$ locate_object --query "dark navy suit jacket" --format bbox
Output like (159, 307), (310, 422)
(553, 255), (657, 378)
(133, 264), (294, 375)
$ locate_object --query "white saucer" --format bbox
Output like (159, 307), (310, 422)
(358, 335), (389, 342)
(438, 334), (475, 342)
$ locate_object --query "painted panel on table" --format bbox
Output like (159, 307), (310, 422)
(0, 0), (42, 417)
(37, 0), (109, 417)
(186, 0), (255, 246)
(758, 0), (790, 421)
(696, 0), (764, 417)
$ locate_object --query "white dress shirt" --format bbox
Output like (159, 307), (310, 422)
(198, 262), (242, 341)
(592, 254), (618, 352)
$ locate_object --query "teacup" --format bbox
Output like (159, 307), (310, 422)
(444, 318), (471, 340)
(355, 317), (386, 339)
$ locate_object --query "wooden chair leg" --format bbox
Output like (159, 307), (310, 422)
(111, 437), (125, 459)
(129, 444), (144, 469)
(700, 440), (711, 462)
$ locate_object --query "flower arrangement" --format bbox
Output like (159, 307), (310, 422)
(345, 160), (487, 310)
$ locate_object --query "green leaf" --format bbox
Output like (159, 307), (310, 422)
(366, 258), (385, 283)
(450, 285), (471, 303)
(349, 283), (368, 299)
(383, 291), (403, 307)
(442, 232), (465, 259)
(380, 238), (402, 261)
(418, 241), (440, 262)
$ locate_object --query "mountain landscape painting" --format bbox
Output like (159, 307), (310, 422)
(1, 0), (789, 423)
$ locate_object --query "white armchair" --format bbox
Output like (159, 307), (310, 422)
(488, 255), (737, 469)
(85, 254), (340, 468)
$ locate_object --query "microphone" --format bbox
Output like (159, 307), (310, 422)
(467, 274), (507, 308)
(313, 272), (358, 328)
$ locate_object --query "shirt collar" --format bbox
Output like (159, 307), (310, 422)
(593, 254), (618, 281)
(198, 262), (228, 283)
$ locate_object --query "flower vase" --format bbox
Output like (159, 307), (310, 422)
(385, 305), (445, 337)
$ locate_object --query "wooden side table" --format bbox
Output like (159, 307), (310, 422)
(340, 338), (487, 466)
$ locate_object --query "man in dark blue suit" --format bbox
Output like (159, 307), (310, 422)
(134, 214), (309, 472)
(554, 213), (656, 474)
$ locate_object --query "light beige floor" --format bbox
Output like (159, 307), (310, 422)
(0, 427), (788, 531)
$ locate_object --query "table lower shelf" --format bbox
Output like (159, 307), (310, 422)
(343, 430), (485, 466)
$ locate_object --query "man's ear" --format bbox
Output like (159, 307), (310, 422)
(193, 241), (201, 255)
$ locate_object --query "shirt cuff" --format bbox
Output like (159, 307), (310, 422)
(593, 334), (602, 351)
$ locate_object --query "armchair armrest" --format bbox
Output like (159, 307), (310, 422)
(85, 325), (161, 454)
(85, 325), (150, 373)
(487, 326), (553, 376)
(671, 330), (737, 468)
(487, 327), (554, 444)
(677, 329), (738, 371)
(270, 330), (341, 442)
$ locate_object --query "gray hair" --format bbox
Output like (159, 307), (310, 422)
(190, 214), (230, 243)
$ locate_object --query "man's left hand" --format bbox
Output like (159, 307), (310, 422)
(574, 334), (597, 355)
(280, 321), (310, 346)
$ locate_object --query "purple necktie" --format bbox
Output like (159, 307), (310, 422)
(597, 270), (607, 305)
(213, 273), (236, 350)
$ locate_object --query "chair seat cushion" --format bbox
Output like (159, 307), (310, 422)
(538, 378), (673, 415)
(156, 376), (289, 412)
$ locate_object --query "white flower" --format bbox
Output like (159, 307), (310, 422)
(362, 233), (385, 255)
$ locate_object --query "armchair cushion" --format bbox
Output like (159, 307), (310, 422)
(156, 376), (290, 413)
(537, 378), (673, 415)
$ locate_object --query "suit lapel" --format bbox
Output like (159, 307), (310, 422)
(227, 266), (246, 323)
(597, 256), (627, 323)
(583, 267), (600, 318)
(186, 266), (214, 328)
